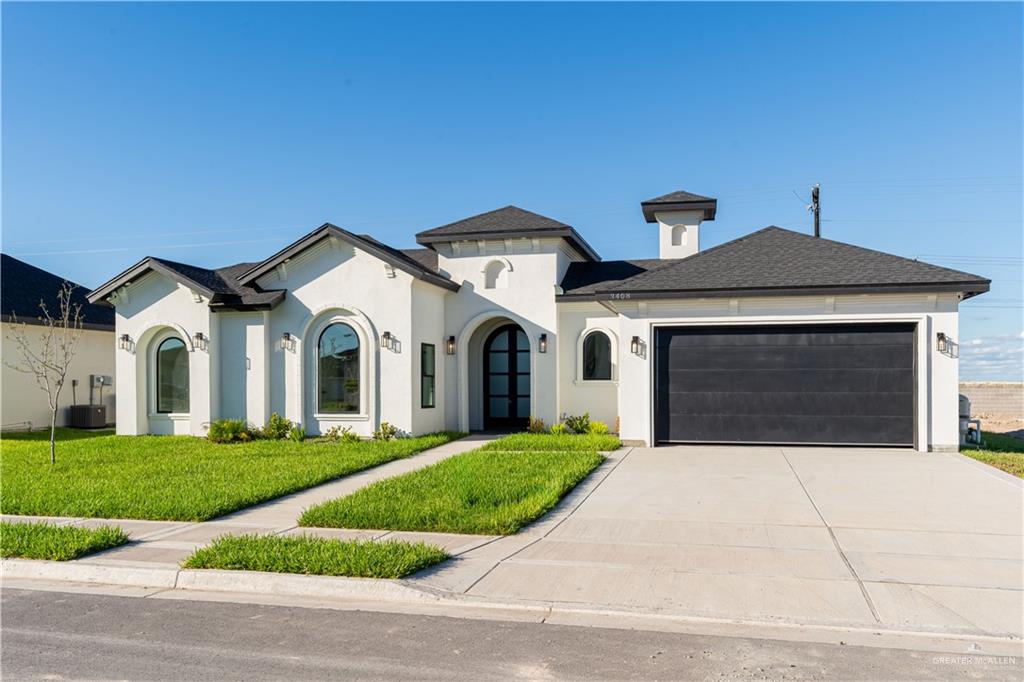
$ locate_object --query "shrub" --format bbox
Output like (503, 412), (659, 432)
(288, 425), (306, 443)
(260, 412), (293, 440)
(207, 419), (253, 444)
(588, 421), (609, 435)
(527, 416), (547, 433)
(563, 412), (590, 434)
(321, 425), (361, 444)
(550, 422), (568, 435)
(373, 422), (399, 441)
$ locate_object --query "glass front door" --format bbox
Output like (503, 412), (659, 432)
(484, 324), (530, 430)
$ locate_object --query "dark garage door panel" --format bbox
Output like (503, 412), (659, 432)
(654, 324), (916, 446)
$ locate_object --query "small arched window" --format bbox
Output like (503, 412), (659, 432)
(583, 331), (612, 381)
(318, 322), (360, 414)
(484, 260), (508, 289)
(671, 224), (687, 246)
(156, 337), (189, 413)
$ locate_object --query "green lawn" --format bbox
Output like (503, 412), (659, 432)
(1, 429), (463, 521)
(1, 521), (129, 560)
(480, 432), (621, 452)
(182, 534), (448, 578)
(963, 431), (1024, 478)
(300, 448), (605, 535)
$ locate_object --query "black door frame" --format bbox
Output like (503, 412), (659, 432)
(651, 322), (919, 447)
(483, 323), (530, 430)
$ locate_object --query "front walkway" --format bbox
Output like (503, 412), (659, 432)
(2, 434), (498, 568)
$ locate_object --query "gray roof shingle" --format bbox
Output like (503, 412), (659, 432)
(559, 226), (990, 299)
(2, 253), (116, 329)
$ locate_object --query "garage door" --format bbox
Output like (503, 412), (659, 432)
(654, 323), (916, 446)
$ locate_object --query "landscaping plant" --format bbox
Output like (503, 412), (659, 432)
(587, 421), (610, 435)
(563, 412), (591, 434)
(260, 412), (293, 440)
(527, 416), (547, 433)
(549, 423), (568, 435)
(373, 422), (400, 441)
(207, 418), (253, 444)
(288, 425), (307, 443)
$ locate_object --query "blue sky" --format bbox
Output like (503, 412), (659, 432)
(2, 2), (1021, 379)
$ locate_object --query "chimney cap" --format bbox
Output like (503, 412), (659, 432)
(641, 190), (717, 223)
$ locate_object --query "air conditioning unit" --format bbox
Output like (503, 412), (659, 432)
(70, 405), (106, 429)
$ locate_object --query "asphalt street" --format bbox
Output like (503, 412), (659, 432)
(1, 588), (1018, 681)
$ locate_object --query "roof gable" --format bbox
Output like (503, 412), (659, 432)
(560, 227), (990, 299)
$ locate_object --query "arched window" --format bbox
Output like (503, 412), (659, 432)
(318, 322), (360, 414)
(484, 260), (508, 289)
(671, 224), (687, 247)
(156, 337), (189, 413)
(583, 331), (612, 381)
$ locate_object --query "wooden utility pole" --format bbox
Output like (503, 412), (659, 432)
(811, 184), (821, 237)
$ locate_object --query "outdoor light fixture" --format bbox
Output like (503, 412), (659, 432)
(381, 331), (393, 349)
(538, 333), (548, 353)
(192, 332), (208, 352)
(280, 332), (295, 352)
(445, 335), (456, 355)
(936, 332), (959, 358)
(630, 335), (641, 355)
(118, 333), (132, 351)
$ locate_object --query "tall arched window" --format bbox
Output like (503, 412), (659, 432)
(318, 322), (360, 414)
(583, 331), (612, 381)
(484, 260), (507, 289)
(156, 337), (189, 413)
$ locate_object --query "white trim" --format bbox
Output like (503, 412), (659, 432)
(478, 257), (514, 274)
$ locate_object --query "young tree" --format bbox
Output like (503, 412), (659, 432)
(4, 282), (84, 464)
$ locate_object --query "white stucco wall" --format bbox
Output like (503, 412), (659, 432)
(556, 303), (619, 429)
(612, 292), (962, 451)
(1, 324), (116, 430)
(411, 280), (447, 434)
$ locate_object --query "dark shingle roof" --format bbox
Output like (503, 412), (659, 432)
(640, 189), (718, 222)
(149, 258), (286, 309)
(559, 259), (665, 296)
(416, 206), (600, 261)
(2, 253), (116, 329)
(559, 227), (990, 299)
(399, 248), (439, 273)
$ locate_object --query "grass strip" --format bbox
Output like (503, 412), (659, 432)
(300, 449), (605, 535)
(479, 433), (621, 452)
(182, 534), (448, 578)
(962, 431), (1024, 478)
(0, 429), (463, 521)
(1, 521), (129, 560)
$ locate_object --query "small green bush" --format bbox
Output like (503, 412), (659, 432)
(208, 419), (253, 444)
(550, 423), (568, 435)
(288, 425), (306, 443)
(320, 425), (361, 444)
(260, 413), (293, 440)
(563, 413), (590, 434)
(588, 421), (609, 435)
(527, 416), (547, 433)
(373, 422), (399, 441)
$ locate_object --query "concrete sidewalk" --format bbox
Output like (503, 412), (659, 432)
(2, 433), (498, 569)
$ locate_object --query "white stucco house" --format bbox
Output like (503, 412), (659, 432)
(86, 190), (989, 451)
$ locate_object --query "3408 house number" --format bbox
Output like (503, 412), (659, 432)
(608, 293), (632, 300)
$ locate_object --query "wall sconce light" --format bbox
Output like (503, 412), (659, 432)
(446, 335), (456, 355)
(630, 335), (641, 355)
(192, 332), (209, 352)
(280, 332), (295, 352)
(118, 333), (132, 351)
(381, 331), (393, 350)
(936, 332), (959, 358)
(538, 333), (548, 353)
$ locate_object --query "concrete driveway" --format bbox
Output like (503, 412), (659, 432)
(418, 446), (1023, 638)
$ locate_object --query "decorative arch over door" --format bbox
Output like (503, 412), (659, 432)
(483, 323), (530, 430)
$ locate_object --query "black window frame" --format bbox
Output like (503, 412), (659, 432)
(155, 336), (189, 414)
(582, 331), (613, 381)
(420, 343), (436, 409)
(317, 322), (361, 414)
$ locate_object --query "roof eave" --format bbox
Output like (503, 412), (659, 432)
(641, 200), (717, 223)
(557, 281), (991, 302)
(86, 258), (217, 304)
(416, 228), (601, 262)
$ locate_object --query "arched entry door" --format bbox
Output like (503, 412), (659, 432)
(484, 324), (530, 430)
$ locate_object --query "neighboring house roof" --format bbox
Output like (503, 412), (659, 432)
(235, 223), (459, 291)
(86, 256), (286, 310)
(415, 206), (601, 262)
(2, 253), (116, 330)
(559, 226), (990, 300)
(641, 189), (718, 222)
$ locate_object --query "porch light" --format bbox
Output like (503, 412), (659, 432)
(280, 332), (295, 352)
(192, 332), (208, 352)
(936, 332), (959, 358)
(118, 333), (132, 351)
(538, 333), (548, 353)
(445, 335), (456, 355)
(630, 335), (641, 355)
(381, 331), (393, 349)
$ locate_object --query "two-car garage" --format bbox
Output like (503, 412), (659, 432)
(653, 323), (916, 446)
